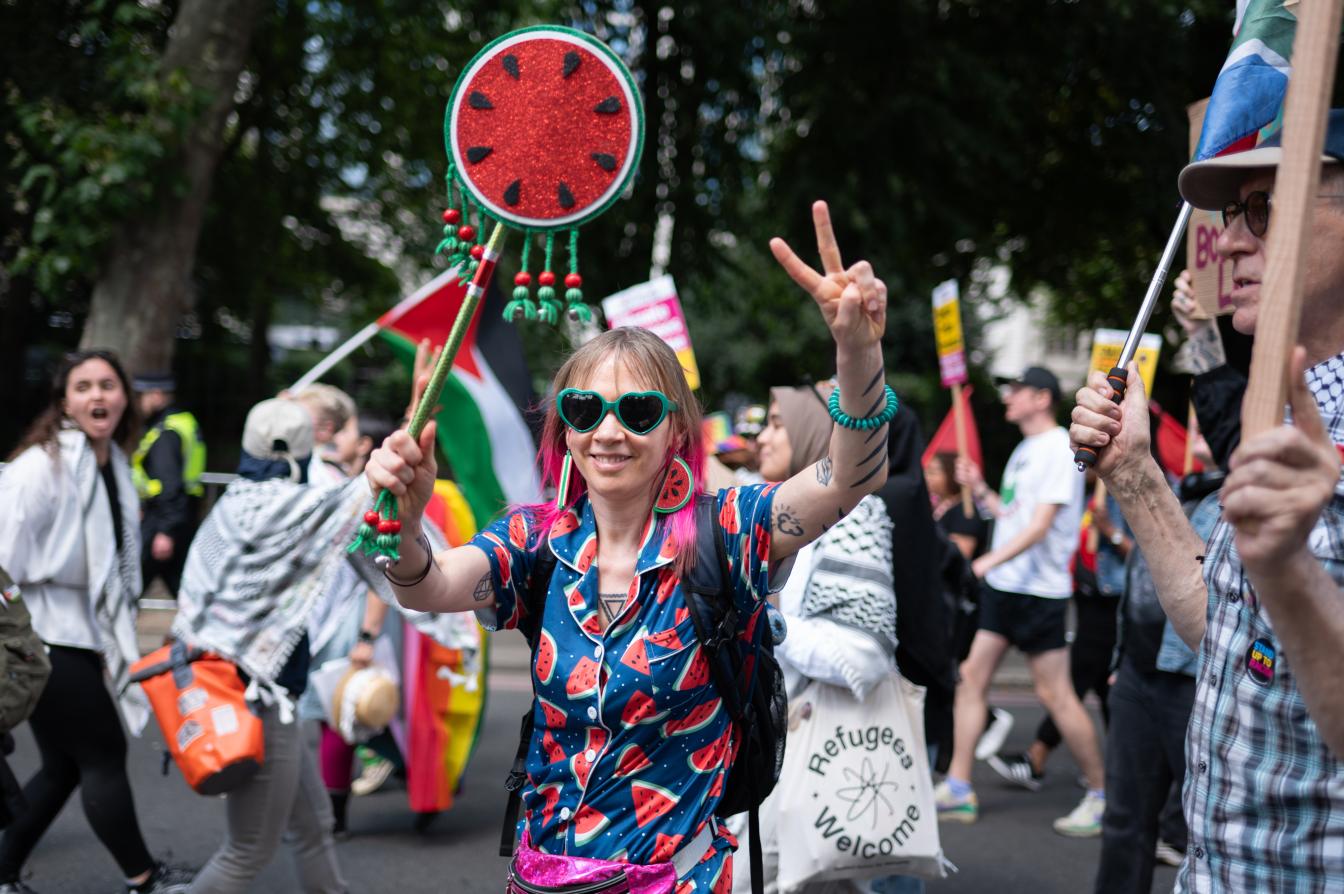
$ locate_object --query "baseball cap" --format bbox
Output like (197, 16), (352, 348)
(241, 399), (313, 479)
(1178, 109), (1344, 210)
(995, 366), (1062, 403)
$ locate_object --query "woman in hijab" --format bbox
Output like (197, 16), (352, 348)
(734, 383), (914, 894)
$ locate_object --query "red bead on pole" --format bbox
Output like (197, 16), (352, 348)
(565, 273), (583, 288)
(364, 510), (380, 525)
(538, 271), (556, 286)
(457, 225), (477, 242)
(388, 519), (402, 533)
(442, 209), (461, 224)
(377, 519), (396, 534)
(514, 272), (532, 286)
(470, 244), (485, 260)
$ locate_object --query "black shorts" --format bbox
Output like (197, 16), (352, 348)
(978, 583), (1068, 655)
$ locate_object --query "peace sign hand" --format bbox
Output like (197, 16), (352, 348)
(769, 201), (887, 353)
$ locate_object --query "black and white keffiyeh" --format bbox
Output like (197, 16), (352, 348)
(799, 494), (897, 653)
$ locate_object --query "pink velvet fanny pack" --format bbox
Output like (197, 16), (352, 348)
(506, 833), (681, 894)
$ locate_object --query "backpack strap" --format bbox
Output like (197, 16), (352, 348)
(681, 494), (766, 894)
(500, 543), (558, 857)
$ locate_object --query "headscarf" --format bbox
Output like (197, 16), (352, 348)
(769, 386), (832, 477)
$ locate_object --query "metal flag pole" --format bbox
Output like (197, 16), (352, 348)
(1074, 201), (1193, 471)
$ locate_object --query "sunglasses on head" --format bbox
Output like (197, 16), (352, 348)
(557, 388), (678, 435)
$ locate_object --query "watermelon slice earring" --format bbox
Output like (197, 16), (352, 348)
(555, 450), (575, 512)
(654, 456), (694, 514)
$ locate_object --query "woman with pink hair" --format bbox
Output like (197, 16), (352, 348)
(366, 201), (893, 894)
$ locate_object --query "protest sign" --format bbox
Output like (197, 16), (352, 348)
(601, 275), (701, 390)
(931, 280), (969, 387)
(1089, 328), (1162, 394)
(1186, 98), (1236, 318)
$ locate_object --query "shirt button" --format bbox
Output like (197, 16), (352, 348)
(585, 749), (596, 762)
(594, 645), (604, 660)
(1193, 846), (1204, 860)
(587, 706), (598, 720)
(1228, 590), (1240, 603)
(560, 807), (571, 821)
(1198, 761), (1208, 773)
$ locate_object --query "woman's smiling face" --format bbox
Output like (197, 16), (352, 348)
(565, 354), (673, 506)
(63, 357), (127, 446)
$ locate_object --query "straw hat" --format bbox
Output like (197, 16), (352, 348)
(332, 666), (399, 742)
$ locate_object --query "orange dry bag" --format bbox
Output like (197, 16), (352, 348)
(129, 641), (264, 795)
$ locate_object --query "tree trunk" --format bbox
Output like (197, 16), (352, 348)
(81, 0), (264, 375)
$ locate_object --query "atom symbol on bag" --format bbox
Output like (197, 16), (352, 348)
(836, 757), (900, 828)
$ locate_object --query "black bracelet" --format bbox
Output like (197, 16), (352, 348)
(357, 629), (377, 644)
(383, 532), (433, 587)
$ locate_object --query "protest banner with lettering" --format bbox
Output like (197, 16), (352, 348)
(931, 280), (969, 387)
(600, 275), (701, 390)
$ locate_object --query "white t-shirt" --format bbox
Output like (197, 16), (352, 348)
(984, 426), (1084, 599)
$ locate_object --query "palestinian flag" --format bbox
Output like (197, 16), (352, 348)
(378, 268), (541, 524)
(1194, 0), (1296, 160)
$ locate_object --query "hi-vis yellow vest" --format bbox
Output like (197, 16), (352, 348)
(132, 412), (206, 499)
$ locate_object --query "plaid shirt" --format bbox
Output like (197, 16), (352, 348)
(1179, 352), (1344, 893)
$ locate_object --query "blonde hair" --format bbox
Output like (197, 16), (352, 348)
(294, 384), (356, 434)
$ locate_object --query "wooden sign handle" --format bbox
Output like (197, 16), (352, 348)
(1240, 0), (1344, 438)
(1184, 400), (1198, 476)
(951, 382), (974, 517)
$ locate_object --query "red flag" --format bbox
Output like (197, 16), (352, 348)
(1150, 402), (1204, 478)
(921, 386), (982, 471)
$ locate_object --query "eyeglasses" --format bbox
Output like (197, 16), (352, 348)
(557, 388), (678, 435)
(1222, 190), (1272, 238)
(1220, 189), (1344, 239)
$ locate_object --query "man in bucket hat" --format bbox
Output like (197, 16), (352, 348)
(1071, 111), (1344, 891)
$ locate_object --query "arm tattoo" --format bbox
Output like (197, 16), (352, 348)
(774, 504), (806, 537)
(472, 573), (494, 602)
(850, 458), (887, 490)
(862, 368), (885, 396)
(815, 457), (834, 487)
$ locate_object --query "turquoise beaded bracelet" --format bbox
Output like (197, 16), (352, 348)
(828, 384), (899, 431)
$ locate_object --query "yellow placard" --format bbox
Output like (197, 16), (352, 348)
(1089, 328), (1162, 394)
(931, 280), (964, 357)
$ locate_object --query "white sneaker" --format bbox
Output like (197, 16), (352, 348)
(1053, 791), (1105, 837)
(975, 707), (1015, 761)
(350, 755), (395, 796)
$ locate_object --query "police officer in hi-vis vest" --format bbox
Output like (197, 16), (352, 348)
(131, 372), (205, 597)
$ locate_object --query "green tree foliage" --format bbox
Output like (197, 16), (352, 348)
(4, 0), (1260, 470)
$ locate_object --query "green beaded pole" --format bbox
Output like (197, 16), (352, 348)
(350, 220), (508, 565)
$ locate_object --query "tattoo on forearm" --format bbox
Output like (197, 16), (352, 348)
(862, 368), (884, 397)
(864, 424), (887, 444)
(815, 457), (833, 487)
(850, 459), (886, 490)
(855, 440), (887, 470)
(775, 504), (806, 537)
(472, 573), (493, 602)
(861, 392), (887, 418)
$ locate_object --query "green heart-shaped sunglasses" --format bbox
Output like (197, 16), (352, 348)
(556, 388), (678, 435)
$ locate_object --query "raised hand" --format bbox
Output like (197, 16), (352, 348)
(769, 201), (886, 353)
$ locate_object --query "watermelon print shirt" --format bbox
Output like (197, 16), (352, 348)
(469, 483), (779, 892)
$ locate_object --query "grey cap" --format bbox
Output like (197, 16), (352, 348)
(241, 399), (313, 474)
(1178, 109), (1344, 210)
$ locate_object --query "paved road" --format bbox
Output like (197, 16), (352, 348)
(6, 674), (1177, 893)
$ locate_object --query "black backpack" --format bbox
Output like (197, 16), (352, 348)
(499, 495), (786, 894)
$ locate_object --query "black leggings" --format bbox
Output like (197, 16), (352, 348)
(0, 646), (154, 882)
